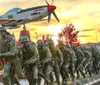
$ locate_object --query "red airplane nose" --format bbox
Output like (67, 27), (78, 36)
(48, 5), (56, 11)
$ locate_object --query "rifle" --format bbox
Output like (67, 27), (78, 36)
(75, 58), (86, 72)
(24, 54), (39, 64)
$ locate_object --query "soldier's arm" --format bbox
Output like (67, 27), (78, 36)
(39, 47), (51, 64)
(79, 50), (84, 58)
(68, 49), (74, 62)
(57, 48), (63, 65)
(0, 37), (18, 58)
(25, 44), (39, 64)
(73, 51), (77, 62)
(44, 47), (52, 63)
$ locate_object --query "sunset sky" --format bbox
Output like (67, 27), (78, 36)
(0, 0), (100, 44)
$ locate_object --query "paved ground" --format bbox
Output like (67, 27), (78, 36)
(0, 79), (46, 85)
(0, 73), (100, 85)
(0, 79), (29, 85)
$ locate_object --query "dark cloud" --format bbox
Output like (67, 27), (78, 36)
(80, 28), (94, 32)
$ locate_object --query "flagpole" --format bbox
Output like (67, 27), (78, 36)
(35, 32), (38, 42)
(96, 33), (98, 46)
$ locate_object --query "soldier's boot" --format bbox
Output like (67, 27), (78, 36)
(88, 71), (92, 77)
(70, 73), (75, 81)
(2, 76), (10, 85)
(45, 80), (51, 85)
(27, 76), (35, 85)
(69, 66), (75, 81)
(62, 79), (68, 85)
(10, 78), (15, 85)
(97, 67), (100, 74)
(14, 77), (20, 85)
(55, 73), (60, 85)
(94, 66), (98, 74)
(28, 80), (32, 85)
(10, 76), (20, 85)
(32, 78), (37, 85)
(71, 77), (74, 82)
(44, 76), (52, 85)
(49, 72), (55, 85)
(76, 71), (80, 79)
(80, 71), (86, 78)
(37, 77), (41, 85)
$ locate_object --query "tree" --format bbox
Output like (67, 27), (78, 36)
(58, 23), (80, 46)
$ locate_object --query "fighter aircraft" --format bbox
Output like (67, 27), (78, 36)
(0, 0), (59, 29)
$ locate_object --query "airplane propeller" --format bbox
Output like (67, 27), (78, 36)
(45, 0), (60, 23)
(45, 0), (50, 5)
(52, 0), (54, 5)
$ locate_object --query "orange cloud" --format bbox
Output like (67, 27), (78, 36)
(0, 0), (100, 44)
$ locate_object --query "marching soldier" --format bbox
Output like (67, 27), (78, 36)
(80, 46), (93, 77)
(47, 39), (63, 85)
(72, 45), (86, 79)
(37, 39), (52, 85)
(20, 36), (39, 85)
(0, 27), (25, 85)
(91, 46), (100, 74)
(66, 44), (76, 81)
(57, 41), (70, 85)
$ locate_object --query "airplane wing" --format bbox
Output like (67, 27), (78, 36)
(0, 19), (25, 29)
(0, 19), (30, 27)
(9, 25), (21, 29)
(0, 19), (11, 24)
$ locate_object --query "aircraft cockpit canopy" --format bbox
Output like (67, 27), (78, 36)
(5, 8), (22, 15)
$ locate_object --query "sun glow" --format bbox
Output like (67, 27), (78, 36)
(1, 0), (100, 44)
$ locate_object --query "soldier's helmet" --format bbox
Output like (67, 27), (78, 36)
(48, 39), (54, 44)
(66, 44), (71, 48)
(72, 44), (77, 47)
(20, 36), (29, 43)
(58, 40), (63, 45)
(71, 44), (77, 49)
(37, 39), (44, 45)
(0, 27), (7, 32)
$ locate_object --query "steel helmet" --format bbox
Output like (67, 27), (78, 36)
(37, 39), (44, 45)
(58, 40), (63, 45)
(48, 39), (54, 44)
(66, 44), (71, 48)
(20, 36), (29, 43)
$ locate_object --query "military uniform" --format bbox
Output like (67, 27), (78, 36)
(66, 44), (76, 81)
(91, 46), (100, 74)
(0, 27), (25, 85)
(58, 41), (70, 85)
(81, 46), (92, 77)
(73, 45), (85, 79)
(9, 63), (20, 85)
(48, 39), (63, 85)
(37, 39), (51, 85)
(9, 35), (21, 85)
(20, 36), (39, 85)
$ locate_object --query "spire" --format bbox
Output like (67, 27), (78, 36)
(23, 24), (26, 30)
(58, 23), (80, 46)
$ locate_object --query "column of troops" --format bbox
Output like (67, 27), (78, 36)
(0, 27), (100, 85)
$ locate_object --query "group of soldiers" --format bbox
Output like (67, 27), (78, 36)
(0, 26), (100, 85)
